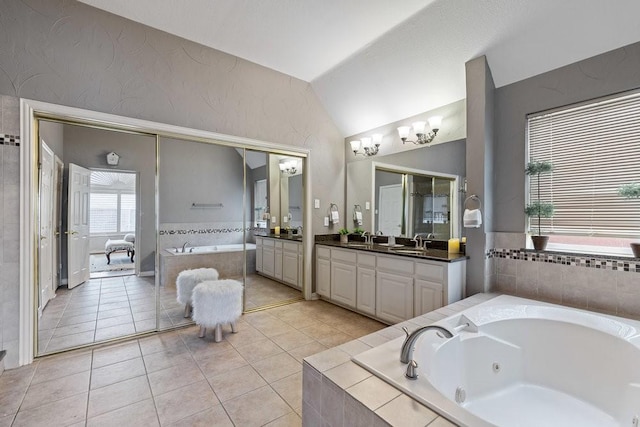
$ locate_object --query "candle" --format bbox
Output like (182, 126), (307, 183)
(274, 226), (280, 235)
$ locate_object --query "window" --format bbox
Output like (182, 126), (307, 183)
(89, 171), (136, 234)
(527, 90), (640, 255)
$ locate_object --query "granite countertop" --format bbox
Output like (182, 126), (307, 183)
(255, 233), (303, 242)
(315, 240), (468, 263)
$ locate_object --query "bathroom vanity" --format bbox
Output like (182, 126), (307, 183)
(256, 235), (303, 290)
(315, 242), (467, 324)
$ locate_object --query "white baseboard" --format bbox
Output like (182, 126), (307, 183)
(139, 270), (155, 277)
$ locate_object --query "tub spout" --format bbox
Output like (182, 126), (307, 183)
(400, 325), (455, 364)
(181, 242), (190, 253)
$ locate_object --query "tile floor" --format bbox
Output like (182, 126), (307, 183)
(3, 299), (385, 426)
(38, 273), (304, 355)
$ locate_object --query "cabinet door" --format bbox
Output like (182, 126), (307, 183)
(356, 266), (376, 315)
(414, 279), (443, 316)
(376, 271), (413, 323)
(331, 260), (357, 308)
(262, 247), (275, 277)
(283, 250), (299, 288)
(256, 241), (263, 272)
(274, 247), (283, 280)
(316, 257), (331, 297)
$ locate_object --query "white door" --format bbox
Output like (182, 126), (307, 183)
(38, 142), (55, 314)
(67, 163), (91, 289)
(378, 184), (403, 236)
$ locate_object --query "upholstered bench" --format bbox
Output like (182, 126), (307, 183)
(176, 268), (219, 317)
(104, 233), (135, 264)
(192, 279), (243, 342)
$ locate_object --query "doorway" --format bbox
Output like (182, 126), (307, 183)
(89, 170), (138, 279)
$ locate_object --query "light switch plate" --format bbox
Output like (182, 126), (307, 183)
(324, 216), (329, 226)
(283, 216), (288, 223)
(365, 201), (370, 210)
(271, 216), (276, 224)
(314, 199), (320, 209)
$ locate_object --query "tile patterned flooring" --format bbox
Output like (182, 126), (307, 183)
(38, 274), (303, 354)
(8, 298), (385, 426)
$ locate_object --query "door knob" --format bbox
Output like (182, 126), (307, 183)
(65, 230), (79, 235)
(40, 236), (47, 240)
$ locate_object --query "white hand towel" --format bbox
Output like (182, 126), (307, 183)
(331, 210), (340, 224)
(463, 208), (482, 228)
(355, 211), (363, 226)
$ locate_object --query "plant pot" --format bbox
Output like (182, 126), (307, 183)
(340, 234), (348, 244)
(631, 243), (640, 258)
(531, 235), (549, 251)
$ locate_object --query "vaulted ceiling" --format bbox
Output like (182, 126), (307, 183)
(78, 0), (640, 137)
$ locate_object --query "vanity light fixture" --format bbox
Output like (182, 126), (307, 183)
(350, 133), (382, 157)
(397, 116), (442, 145)
(279, 159), (297, 175)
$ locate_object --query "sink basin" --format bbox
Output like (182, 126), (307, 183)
(378, 243), (404, 247)
(391, 248), (428, 255)
(346, 243), (370, 248)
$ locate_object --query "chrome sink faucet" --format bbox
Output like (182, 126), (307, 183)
(361, 231), (371, 244)
(411, 234), (424, 248)
(400, 325), (455, 365)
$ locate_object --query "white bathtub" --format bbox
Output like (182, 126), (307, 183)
(159, 243), (256, 288)
(354, 295), (640, 427)
(164, 243), (256, 255)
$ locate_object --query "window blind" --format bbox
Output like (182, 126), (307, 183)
(90, 193), (118, 233)
(528, 91), (640, 236)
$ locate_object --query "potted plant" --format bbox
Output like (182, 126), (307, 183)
(525, 160), (554, 251)
(338, 228), (350, 244)
(618, 182), (640, 258)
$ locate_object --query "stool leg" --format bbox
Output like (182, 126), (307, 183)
(214, 324), (222, 342)
(184, 304), (191, 318)
(198, 325), (206, 338)
(230, 322), (238, 333)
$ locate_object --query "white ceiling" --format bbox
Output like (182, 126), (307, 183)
(78, 0), (640, 137)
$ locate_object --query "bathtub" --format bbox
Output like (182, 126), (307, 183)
(164, 243), (254, 255)
(353, 295), (640, 427)
(159, 243), (256, 288)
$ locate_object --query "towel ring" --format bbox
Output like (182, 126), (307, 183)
(464, 194), (482, 210)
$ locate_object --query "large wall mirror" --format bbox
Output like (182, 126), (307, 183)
(346, 139), (466, 240)
(30, 104), (308, 358)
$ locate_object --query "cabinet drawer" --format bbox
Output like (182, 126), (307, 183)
(284, 242), (299, 252)
(263, 239), (275, 248)
(317, 246), (331, 259)
(357, 253), (376, 268)
(331, 248), (357, 264)
(377, 255), (414, 275)
(415, 261), (444, 283)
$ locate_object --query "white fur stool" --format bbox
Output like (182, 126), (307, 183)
(176, 268), (219, 317)
(192, 279), (243, 342)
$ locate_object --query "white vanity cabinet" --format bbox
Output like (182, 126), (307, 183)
(330, 248), (357, 308)
(376, 255), (415, 324)
(316, 246), (331, 297)
(356, 253), (376, 316)
(283, 241), (300, 288)
(256, 236), (303, 289)
(315, 244), (466, 324)
(256, 237), (263, 272)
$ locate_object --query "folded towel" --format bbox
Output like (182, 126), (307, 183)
(331, 210), (340, 224)
(463, 208), (482, 228)
(354, 211), (363, 226)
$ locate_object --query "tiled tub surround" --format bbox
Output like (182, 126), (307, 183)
(158, 221), (258, 249)
(302, 293), (496, 427)
(489, 248), (640, 319)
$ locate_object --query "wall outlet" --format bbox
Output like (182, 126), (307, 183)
(324, 216), (329, 226)
(314, 199), (320, 209)
(365, 201), (370, 210)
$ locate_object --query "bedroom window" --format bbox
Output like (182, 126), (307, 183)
(527, 89), (640, 256)
(89, 171), (137, 234)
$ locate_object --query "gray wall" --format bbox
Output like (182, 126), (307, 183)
(493, 42), (640, 232)
(0, 0), (343, 367)
(158, 138), (245, 223)
(63, 124), (157, 273)
(39, 120), (64, 158)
